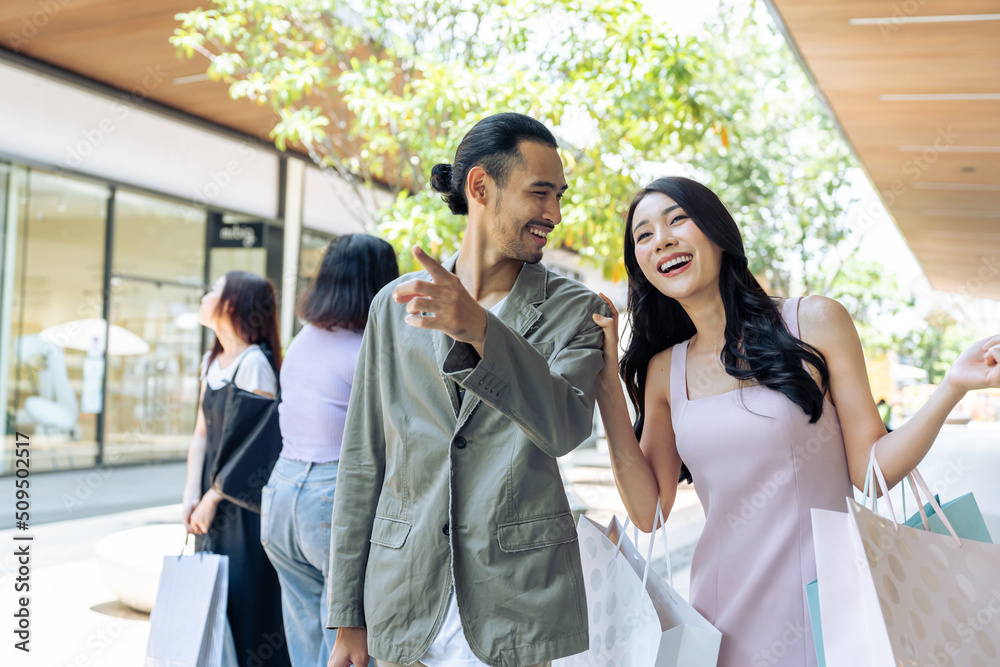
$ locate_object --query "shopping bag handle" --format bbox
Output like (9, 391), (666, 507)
(651, 500), (671, 587)
(905, 467), (961, 546)
(863, 447), (961, 546)
(864, 447), (896, 526)
(180, 532), (207, 559)
(616, 498), (672, 588)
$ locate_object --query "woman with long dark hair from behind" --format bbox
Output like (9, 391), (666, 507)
(261, 234), (398, 667)
(183, 270), (291, 667)
(592, 176), (1000, 667)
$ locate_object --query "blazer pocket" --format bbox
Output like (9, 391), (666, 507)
(531, 340), (555, 360)
(370, 515), (411, 549)
(497, 512), (577, 553)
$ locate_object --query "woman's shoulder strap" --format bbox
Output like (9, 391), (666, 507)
(781, 297), (802, 338)
(668, 339), (689, 405)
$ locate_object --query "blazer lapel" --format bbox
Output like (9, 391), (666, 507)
(455, 261), (548, 428)
(432, 254), (462, 417)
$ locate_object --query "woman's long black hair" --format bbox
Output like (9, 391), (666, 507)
(621, 177), (830, 483)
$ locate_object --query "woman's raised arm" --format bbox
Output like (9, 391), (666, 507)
(594, 295), (683, 532)
(799, 294), (1000, 491)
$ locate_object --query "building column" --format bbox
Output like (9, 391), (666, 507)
(0, 167), (25, 469)
(280, 159), (305, 345)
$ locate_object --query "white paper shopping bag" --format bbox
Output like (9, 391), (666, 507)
(145, 550), (236, 667)
(555, 502), (720, 666)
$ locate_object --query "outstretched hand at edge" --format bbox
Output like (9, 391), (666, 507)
(944, 334), (1000, 394)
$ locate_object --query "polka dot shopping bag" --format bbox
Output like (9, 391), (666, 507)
(812, 449), (1000, 667)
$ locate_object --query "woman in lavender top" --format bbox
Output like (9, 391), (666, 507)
(260, 234), (398, 667)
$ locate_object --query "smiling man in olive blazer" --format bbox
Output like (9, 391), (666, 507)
(326, 114), (609, 667)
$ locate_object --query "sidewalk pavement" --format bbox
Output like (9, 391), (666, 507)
(2, 423), (997, 666)
(0, 462), (187, 667)
(0, 461), (188, 530)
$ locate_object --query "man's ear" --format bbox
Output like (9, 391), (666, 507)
(466, 166), (492, 208)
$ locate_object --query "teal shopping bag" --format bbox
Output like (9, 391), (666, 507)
(805, 580), (825, 667)
(901, 492), (993, 544)
(807, 490), (993, 667)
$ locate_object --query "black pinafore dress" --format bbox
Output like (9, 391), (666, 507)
(197, 359), (291, 667)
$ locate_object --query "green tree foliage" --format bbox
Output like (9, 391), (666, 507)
(173, 0), (717, 277)
(676, 2), (911, 348)
(898, 311), (977, 385)
(172, 0), (909, 352)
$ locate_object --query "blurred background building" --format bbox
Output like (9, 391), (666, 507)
(0, 1), (382, 472)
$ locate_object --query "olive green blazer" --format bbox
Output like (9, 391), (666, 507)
(326, 255), (610, 667)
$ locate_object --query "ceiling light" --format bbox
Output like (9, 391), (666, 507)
(899, 145), (1000, 153)
(925, 231), (1000, 241)
(172, 73), (210, 85)
(921, 209), (1000, 218)
(880, 93), (1000, 101)
(850, 14), (1000, 25)
(912, 183), (1000, 191)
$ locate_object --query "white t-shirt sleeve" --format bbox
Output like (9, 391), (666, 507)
(233, 350), (278, 395)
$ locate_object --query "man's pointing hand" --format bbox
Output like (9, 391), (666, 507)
(393, 246), (487, 354)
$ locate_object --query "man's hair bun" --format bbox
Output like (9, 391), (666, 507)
(430, 162), (468, 215)
(430, 163), (452, 193)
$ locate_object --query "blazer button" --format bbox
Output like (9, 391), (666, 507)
(442, 523), (450, 536)
(453, 436), (467, 449)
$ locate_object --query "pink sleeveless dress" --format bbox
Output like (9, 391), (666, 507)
(670, 297), (852, 667)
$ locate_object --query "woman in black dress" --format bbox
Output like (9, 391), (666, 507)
(183, 270), (292, 667)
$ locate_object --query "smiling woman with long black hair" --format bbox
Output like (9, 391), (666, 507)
(592, 176), (1000, 667)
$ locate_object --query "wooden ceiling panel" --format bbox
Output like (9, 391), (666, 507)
(768, 0), (1000, 299)
(887, 188), (1000, 211)
(807, 53), (999, 95)
(858, 151), (1000, 187)
(774, 0), (1000, 23)
(0, 0), (288, 150)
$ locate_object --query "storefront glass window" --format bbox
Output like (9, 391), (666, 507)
(4, 170), (109, 473)
(104, 190), (206, 465)
(1, 163), (12, 449)
(114, 190), (205, 285)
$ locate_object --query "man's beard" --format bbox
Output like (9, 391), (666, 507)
(496, 224), (544, 264)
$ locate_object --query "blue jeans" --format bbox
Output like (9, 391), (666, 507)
(262, 457), (340, 667)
